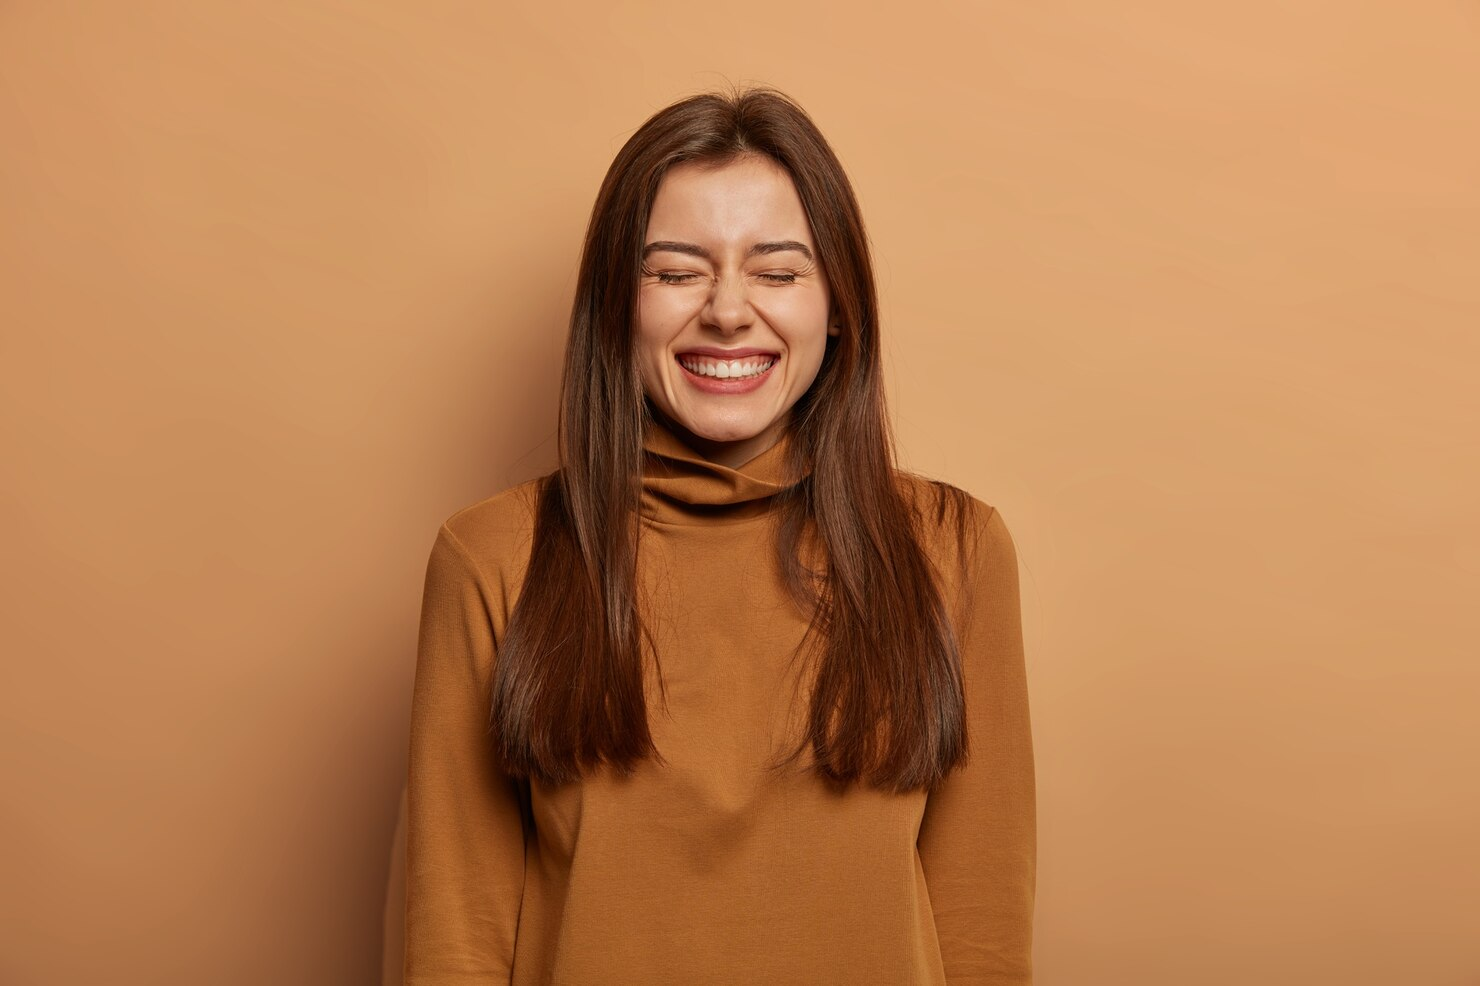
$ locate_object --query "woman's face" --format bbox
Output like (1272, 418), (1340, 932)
(636, 153), (838, 468)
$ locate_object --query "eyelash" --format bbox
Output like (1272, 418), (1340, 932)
(654, 272), (797, 285)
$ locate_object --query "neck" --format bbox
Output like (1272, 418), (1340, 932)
(646, 407), (792, 470)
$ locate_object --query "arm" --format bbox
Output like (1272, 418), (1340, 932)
(917, 503), (1037, 985)
(404, 523), (527, 985)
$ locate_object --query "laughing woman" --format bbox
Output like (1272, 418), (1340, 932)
(404, 85), (1036, 986)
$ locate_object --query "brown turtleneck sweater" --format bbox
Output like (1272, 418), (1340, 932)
(404, 419), (1036, 985)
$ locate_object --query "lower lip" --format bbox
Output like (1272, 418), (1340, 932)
(675, 355), (778, 394)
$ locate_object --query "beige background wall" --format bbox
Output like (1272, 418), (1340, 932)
(3, 2), (1476, 984)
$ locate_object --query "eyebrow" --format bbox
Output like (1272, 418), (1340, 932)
(642, 239), (814, 263)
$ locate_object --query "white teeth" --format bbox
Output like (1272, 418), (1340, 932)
(678, 356), (776, 379)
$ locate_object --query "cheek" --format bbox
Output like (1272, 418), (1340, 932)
(634, 291), (674, 360)
(755, 290), (831, 345)
(638, 286), (701, 329)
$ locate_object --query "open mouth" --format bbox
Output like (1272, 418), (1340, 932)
(673, 352), (779, 393)
(675, 353), (778, 380)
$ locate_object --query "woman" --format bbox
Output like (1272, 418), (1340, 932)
(404, 85), (1036, 985)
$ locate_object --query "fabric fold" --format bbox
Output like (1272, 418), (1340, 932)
(639, 414), (811, 524)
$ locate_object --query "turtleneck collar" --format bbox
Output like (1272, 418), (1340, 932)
(639, 415), (811, 525)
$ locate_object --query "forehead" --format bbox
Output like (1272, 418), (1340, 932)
(646, 155), (813, 246)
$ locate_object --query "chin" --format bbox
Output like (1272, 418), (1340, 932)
(655, 397), (782, 446)
(689, 424), (760, 443)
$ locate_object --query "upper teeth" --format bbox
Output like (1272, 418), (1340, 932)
(678, 356), (776, 379)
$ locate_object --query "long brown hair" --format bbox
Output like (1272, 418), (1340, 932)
(492, 83), (976, 794)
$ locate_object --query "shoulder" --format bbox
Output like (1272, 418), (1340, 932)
(892, 469), (1018, 602)
(431, 474), (549, 600)
(892, 469), (1002, 553)
(441, 474), (545, 545)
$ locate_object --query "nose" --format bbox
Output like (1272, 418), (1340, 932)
(699, 271), (752, 335)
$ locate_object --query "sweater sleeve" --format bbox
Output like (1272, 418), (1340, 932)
(917, 503), (1038, 985)
(404, 523), (527, 985)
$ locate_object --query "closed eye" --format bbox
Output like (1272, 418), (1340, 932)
(649, 271), (798, 285)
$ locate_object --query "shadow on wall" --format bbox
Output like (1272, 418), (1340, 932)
(382, 786), (408, 986)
